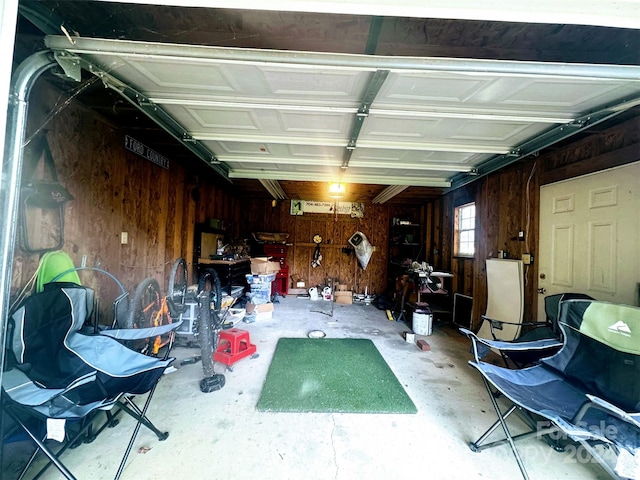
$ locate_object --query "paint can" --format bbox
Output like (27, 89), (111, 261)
(413, 308), (433, 336)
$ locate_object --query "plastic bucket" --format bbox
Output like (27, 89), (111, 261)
(413, 311), (433, 336)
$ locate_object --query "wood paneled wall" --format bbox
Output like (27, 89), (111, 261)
(424, 116), (640, 330)
(241, 200), (422, 295)
(10, 80), (241, 319)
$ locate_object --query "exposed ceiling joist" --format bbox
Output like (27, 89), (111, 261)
(259, 179), (288, 200)
(372, 185), (410, 204)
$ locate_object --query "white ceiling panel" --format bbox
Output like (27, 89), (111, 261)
(376, 71), (639, 116)
(45, 35), (640, 190)
(210, 142), (344, 163)
(163, 104), (353, 140)
(353, 148), (481, 163)
(94, 54), (372, 107)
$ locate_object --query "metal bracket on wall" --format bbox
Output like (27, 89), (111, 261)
(341, 69), (390, 170)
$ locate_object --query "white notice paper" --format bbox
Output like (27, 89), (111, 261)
(46, 418), (66, 442)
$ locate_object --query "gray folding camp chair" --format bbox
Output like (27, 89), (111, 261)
(462, 292), (593, 368)
(2, 282), (182, 480)
(465, 299), (640, 480)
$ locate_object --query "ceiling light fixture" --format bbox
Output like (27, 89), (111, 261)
(328, 182), (346, 199)
(371, 185), (409, 204)
(259, 179), (287, 200)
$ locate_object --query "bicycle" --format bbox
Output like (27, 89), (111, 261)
(195, 267), (227, 393)
(127, 258), (188, 356)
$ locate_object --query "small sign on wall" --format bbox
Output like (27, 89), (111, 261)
(291, 200), (364, 218)
(125, 135), (169, 169)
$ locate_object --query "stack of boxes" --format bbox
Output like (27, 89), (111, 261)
(263, 244), (288, 296)
(246, 257), (281, 320)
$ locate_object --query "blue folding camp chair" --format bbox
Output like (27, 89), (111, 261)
(465, 299), (640, 479)
(2, 282), (182, 480)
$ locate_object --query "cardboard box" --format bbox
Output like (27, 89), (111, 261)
(246, 302), (274, 321)
(291, 274), (306, 289)
(246, 302), (274, 314)
(334, 291), (353, 304)
(336, 284), (349, 291)
(255, 311), (273, 320)
(250, 257), (281, 275)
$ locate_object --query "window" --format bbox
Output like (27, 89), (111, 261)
(454, 202), (475, 257)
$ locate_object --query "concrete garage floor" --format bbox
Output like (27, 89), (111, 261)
(10, 296), (613, 480)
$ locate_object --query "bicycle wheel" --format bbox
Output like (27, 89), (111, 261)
(197, 268), (222, 311)
(168, 257), (188, 315)
(197, 268), (222, 379)
(127, 277), (163, 330)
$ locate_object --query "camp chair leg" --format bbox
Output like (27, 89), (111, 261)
(118, 396), (168, 440)
(480, 377), (530, 480)
(9, 414), (77, 480)
(114, 385), (168, 480)
(26, 416), (102, 480)
(470, 404), (517, 451)
(576, 440), (620, 479)
(17, 445), (39, 480)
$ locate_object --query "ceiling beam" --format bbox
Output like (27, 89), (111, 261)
(364, 16), (384, 55)
(259, 179), (288, 200)
(371, 185), (409, 204)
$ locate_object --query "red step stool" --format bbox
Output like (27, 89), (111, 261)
(213, 328), (257, 366)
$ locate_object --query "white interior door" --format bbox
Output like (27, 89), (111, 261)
(537, 161), (640, 320)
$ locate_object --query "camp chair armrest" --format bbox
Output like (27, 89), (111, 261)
(481, 315), (517, 338)
(460, 327), (562, 362)
(459, 327), (489, 362)
(481, 315), (549, 328)
(481, 315), (549, 326)
(583, 394), (640, 429)
(481, 315), (550, 339)
(99, 320), (183, 341)
(520, 321), (550, 327)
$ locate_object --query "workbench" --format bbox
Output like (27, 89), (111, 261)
(197, 258), (251, 298)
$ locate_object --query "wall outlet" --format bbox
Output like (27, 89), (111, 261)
(121, 232), (128, 244)
(522, 253), (532, 265)
(518, 230), (525, 241)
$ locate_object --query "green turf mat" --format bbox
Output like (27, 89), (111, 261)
(256, 338), (417, 413)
